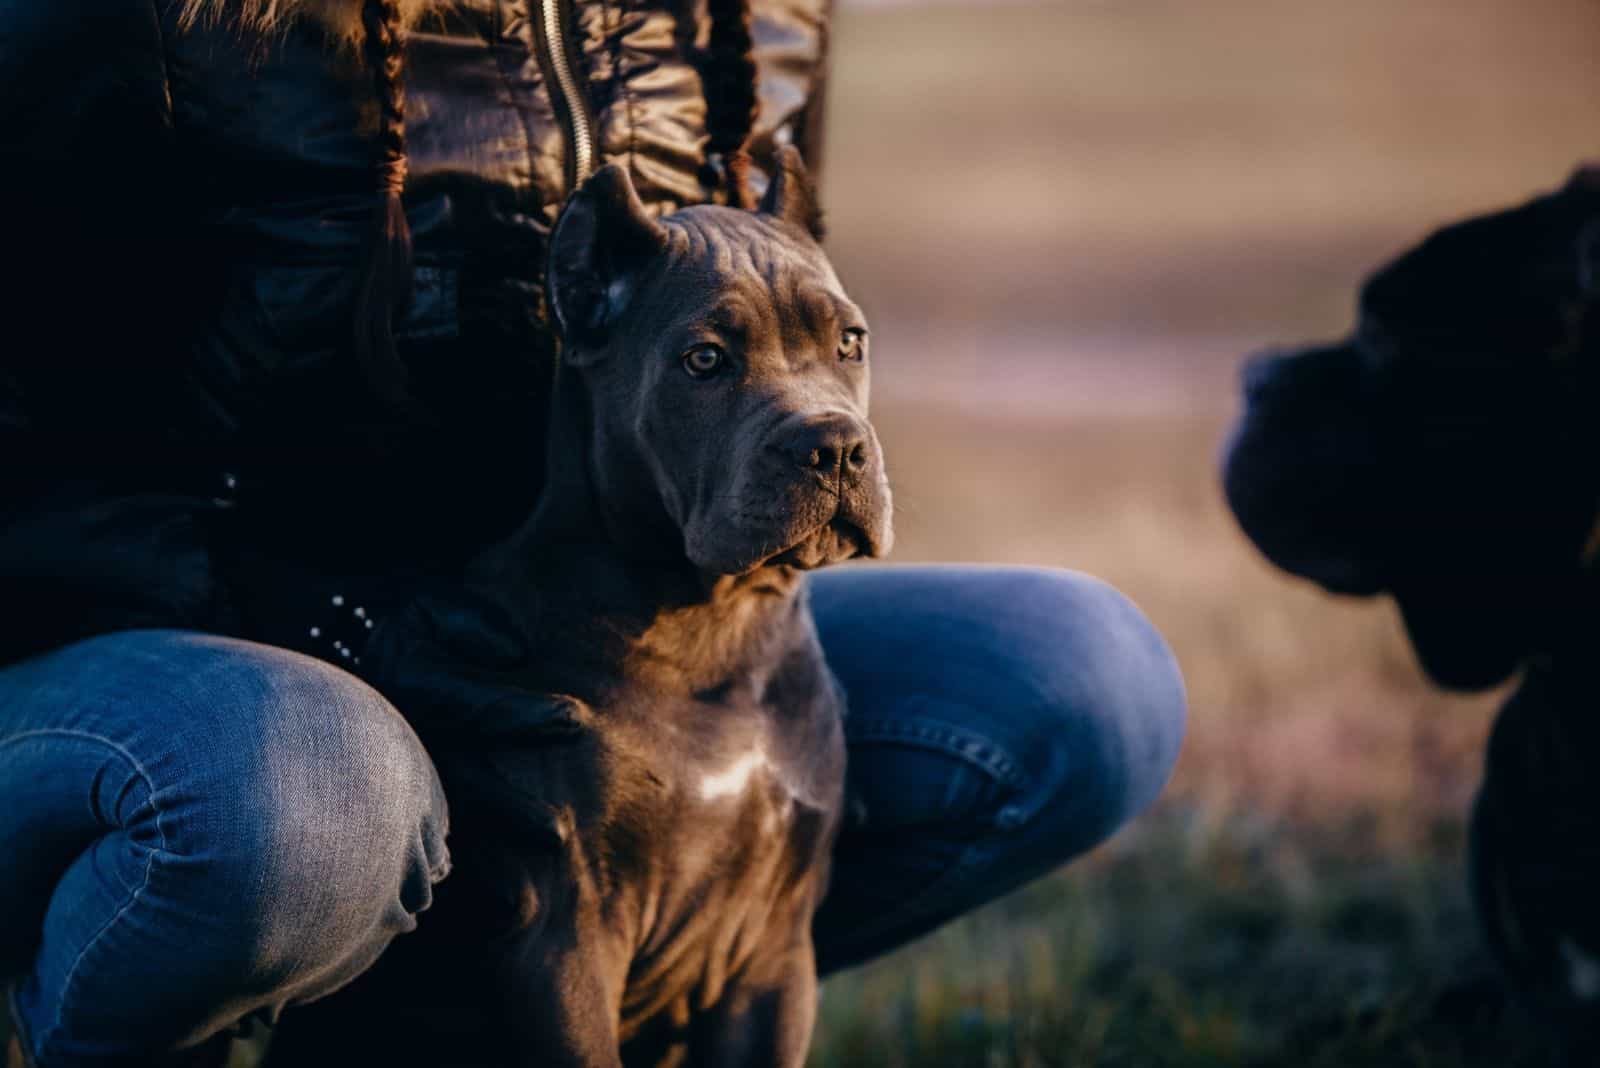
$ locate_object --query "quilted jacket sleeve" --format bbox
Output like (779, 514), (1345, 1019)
(751, 0), (834, 192)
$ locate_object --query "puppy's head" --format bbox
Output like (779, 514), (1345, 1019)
(1223, 171), (1600, 689)
(546, 149), (893, 576)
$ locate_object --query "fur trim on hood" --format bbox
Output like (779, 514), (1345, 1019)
(177, 0), (440, 45)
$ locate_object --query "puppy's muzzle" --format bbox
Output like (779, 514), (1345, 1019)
(763, 410), (892, 565)
(769, 412), (872, 486)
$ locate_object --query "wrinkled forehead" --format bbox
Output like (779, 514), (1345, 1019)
(647, 206), (857, 335)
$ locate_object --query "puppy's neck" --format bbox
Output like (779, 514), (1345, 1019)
(474, 370), (808, 695)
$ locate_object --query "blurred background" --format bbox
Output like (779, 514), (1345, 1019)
(808, 1), (1600, 1065)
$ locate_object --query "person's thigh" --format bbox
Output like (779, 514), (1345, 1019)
(807, 565), (1185, 973)
(0, 629), (450, 1064)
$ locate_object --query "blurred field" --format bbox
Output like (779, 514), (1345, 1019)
(806, 1), (1600, 1065)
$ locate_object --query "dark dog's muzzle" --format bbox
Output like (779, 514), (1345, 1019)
(1222, 343), (1391, 595)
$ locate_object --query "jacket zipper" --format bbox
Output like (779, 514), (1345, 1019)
(537, 0), (595, 188)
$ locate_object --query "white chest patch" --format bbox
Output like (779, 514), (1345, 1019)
(698, 748), (771, 802)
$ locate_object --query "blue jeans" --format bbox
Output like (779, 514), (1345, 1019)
(1, 566), (1185, 1066)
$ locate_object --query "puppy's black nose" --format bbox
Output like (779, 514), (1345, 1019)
(773, 413), (871, 478)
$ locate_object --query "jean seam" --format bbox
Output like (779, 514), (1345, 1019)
(2, 730), (171, 1059)
(846, 714), (1029, 789)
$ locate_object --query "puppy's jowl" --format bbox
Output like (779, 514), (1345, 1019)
(314, 148), (893, 1068)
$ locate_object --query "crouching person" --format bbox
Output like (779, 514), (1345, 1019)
(1, 0), (1186, 1063)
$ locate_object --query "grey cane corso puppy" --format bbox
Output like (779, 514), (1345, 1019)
(267, 147), (892, 1067)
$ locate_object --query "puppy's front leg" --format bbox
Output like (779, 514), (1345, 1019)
(690, 937), (819, 1068)
(501, 926), (626, 1068)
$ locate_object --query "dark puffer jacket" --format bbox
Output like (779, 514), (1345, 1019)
(0, 0), (830, 670)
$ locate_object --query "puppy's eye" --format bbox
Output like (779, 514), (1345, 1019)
(838, 329), (867, 363)
(681, 344), (726, 379)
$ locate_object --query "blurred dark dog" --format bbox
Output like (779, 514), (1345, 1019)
(1222, 168), (1600, 1055)
(1224, 168), (1600, 690)
(268, 148), (893, 1067)
(1472, 649), (1600, 1061)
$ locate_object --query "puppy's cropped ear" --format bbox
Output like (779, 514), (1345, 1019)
(759, 145), (825, 242)
(547, 165), (668, 355)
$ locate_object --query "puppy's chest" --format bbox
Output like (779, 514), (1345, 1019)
(594, 684), (845, 1017)
(602, 683), (845, 903)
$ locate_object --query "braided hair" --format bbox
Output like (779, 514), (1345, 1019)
(352, 0), (416, 413)
(700, 0), (759, 208)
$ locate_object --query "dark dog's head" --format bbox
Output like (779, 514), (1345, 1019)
(545, 149), (893, 577)
(1223, 170), (1600, 689)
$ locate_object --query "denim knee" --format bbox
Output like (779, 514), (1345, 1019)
(5, 631), (453, 1060)
(995, 569), (1186, 853)
(810, 566), (1185, 972)
(185, 647), (452, 995)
